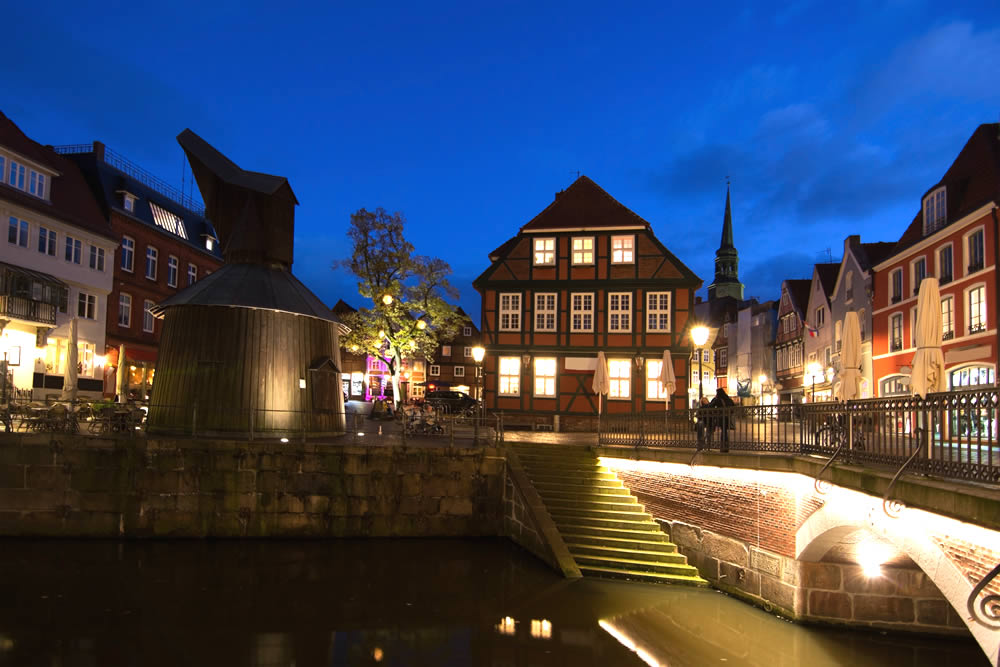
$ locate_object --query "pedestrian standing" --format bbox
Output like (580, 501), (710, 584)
(709, 387), (735, 453)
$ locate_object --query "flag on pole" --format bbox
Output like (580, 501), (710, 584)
(805, 322), (818, 337)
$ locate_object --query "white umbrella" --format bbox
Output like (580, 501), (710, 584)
(592, 351), (610, 429)
(836, 311), (862, 401)
(658, 350), (676, 403)
(62, 317), (79, 402)
(911, 277), (945, 399)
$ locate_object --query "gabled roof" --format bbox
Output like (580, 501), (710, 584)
(331, 299), (357, 316)
(893, 123), (1000, 253)
(488, 236), (517, 261)
(519, 175), (652, 232)
(815, 263), (839, 297)
(0, 111), (114, 241)
(783, 279), (811, 315)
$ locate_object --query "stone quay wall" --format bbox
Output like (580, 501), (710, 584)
(0, 434), (506, 538)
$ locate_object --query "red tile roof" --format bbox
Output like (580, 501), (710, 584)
(520, 175), (652, 231)
(893, 123), (1000, 252)
(0, 111), (113, 240)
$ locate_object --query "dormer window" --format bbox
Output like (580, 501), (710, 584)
(923, 186), (946, 234)
(1, 153), (50, 201)
(123, 193), (136, 213)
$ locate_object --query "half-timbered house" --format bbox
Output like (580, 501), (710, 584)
(473, 176), (702, 431)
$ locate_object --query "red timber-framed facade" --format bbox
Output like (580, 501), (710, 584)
(872, 123), (1000, 397)
(473, 176), (702, 431)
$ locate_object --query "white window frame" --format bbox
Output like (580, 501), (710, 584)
(121, 236), (135, 273)
(534, 357), (556, 397)
(890, 268), (903, 302)
(965, 226), (986, 275)
(499, 293), (521, 331)
(118, 293), (132, 328)
(571, 292), (594, 332)
(611, 235), (634, 264)
(965, 283), (987, 335)
(646, 292), (671, 332)
(815, 307), (825, 328)
(462, 326), (472, 337)
(167, 255), (179, 288)
(910, 256), (926, 296)
(64, 236), (82, 264)
(937, 243), (953, 283)
(454, 366), (465, 377)
(145, 247), (158, 280)
(608, 359), (631, 399)
(77, 292), (97, 320)
(123, 193), (136, 213)
(941, 295), (954, 339)
(571, 237), (594, 265)
(499, 356), (520, 396)
(910, 306), (918, 348)
(429, 365), (440, 377)
(533, 237), (555, 266)
(441, 345), (452, 357)
(38, 226), (56, 256)
(608, 292), (631, 333)
(890, 313), (903, 351)
(646, 359), (669, 400)
(143, 299), (155, 333)
(534, 292), (557, 332)
(923, 186), (946, 234)
(187, 263), (197, 285)
(463, 346), (472, 358)
(89, 245), (105, 272)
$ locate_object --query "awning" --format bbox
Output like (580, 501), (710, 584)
(0, 261), (68, 289)
(123, 346), (158, 364)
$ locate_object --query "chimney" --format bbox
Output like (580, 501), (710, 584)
(93, 141), (105, 162)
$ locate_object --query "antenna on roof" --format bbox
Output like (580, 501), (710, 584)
(570, 170), (580, 181)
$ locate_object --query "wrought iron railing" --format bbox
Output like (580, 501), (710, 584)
(598, 388), (1000, 484)
(0, 295), (56, 324)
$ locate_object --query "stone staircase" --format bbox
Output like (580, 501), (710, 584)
(511, 445), (706, 586)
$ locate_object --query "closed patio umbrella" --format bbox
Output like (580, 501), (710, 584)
(61, 317), (78, 402)
(658, 350), (676, 402)
(836, 311), (863, 401)
(911, 277), (945, 399)
(592, 351), (610, 431)
(117, 344), (128, 403)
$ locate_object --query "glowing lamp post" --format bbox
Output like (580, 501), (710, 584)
(807, 361), (822, 402)
(472, 345), (485, 443)
(691, 326), (710, 403)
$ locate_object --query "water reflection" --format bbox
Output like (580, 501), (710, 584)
(0, 539), (986, 666)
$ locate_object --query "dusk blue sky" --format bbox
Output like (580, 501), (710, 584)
(5, 1), (999, 320)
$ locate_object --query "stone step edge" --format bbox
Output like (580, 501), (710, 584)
(578, 565), (708, 586)
(574, 553), (700, 571)
(561, 533), (677, 549)
(566, 543), (689, 562)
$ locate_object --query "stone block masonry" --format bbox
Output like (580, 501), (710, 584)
(0, 435), (506, 538)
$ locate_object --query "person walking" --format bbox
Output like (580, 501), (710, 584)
(709, 387), (735, 453)
(695, 396), (712, 449)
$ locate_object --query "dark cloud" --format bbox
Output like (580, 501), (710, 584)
(739, 251), (817, 302)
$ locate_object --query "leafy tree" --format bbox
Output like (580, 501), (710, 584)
(336, 207), (464, 406)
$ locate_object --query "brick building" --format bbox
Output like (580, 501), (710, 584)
(424, 308), (482, 399)
(474, 175), (701, 431)
(59, 142), (223, 398)
(872, 123), (1000, 397)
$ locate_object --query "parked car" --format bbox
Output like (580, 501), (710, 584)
(424, 390), (478, 415)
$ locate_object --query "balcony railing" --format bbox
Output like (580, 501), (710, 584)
(943, 330), (955, 341)
(0, 295), (56, 325)
(890, 339), (903, 352)
(891, 294), (902, 304)
(970, 323), (987, 334)
(940, 273), (952, 285)
(969, 262), (984, 274)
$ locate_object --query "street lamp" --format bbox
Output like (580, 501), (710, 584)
(758, 373), (768, 405)
(807, 361), (822, 402)
(691, 326), (710, 403)
(382, 294), (394, 306)
(472, 346), (485, 443)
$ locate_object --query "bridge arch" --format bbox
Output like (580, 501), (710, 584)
(796, 486), (1000, 665)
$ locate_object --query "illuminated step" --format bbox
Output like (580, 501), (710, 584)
(561, 532), (677, 552)
(576, 564), (708, 586)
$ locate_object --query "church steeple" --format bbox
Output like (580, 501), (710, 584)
(708, 184), (744, 301)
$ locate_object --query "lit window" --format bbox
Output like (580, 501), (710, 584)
(149, 202), (188, 239)
(167, 256), (179, 288)
(890, 314), (902, 352)
(454, 366), (465, 377)
(571, 237), (594, 264)
(145, 247), (158, 280)
(77, 292), (97, 320)
(966, 228), (985, 274)
(143, 300), (155, 333)
(7, 217), (28, 248)
(941, 296), (954, 339)
(499, 357), (520, 396)
(571, 293), (593, 332)
(646, 359), (669, 399)
(442, 345), (452, 357)
(499, 293), (521, 331)
(89, 246), (105, 272)
(938, 245), (953, 283)
(533, 238), (555, 265)
(64, 236), (82, 264)
(534, 357), (556, 396)
(123, 193), (136, 213)
(429, 365), (440, 376)
(534, 293), (557, 331)
(608, 292), (631, 332)
(646, 292), (671, 331)
(187, 263), (197, 285)
(923, 187), (946, 234)
(967, 285), (986, 334)
(121, 236), (134, 272)
(608, 359), (630, 399)
(611, 235), (634, 264)
(118, 293), (132, 327)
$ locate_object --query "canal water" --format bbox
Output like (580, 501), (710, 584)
(0, 538), (986, 666)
